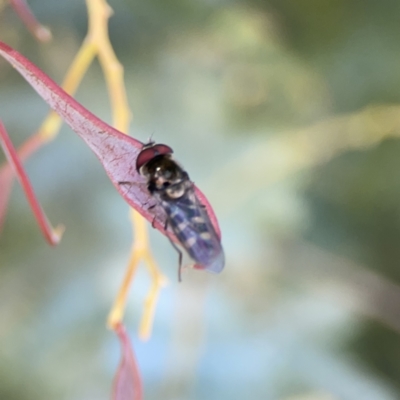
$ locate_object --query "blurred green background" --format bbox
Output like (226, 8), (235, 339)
(1, 0), (400, 399)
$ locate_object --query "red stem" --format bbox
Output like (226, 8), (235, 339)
(0, 121), (62, 245)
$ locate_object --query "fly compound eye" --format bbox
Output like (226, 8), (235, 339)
(136, 143), (174, 172)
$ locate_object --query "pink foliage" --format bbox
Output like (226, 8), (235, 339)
(0, 41), (221, 241)
(0, 40), (225, 400)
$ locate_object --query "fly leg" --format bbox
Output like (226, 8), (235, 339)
(164, 219), (184, 282)
(168, 237), (183, 282)
(147, 204), (157, 228)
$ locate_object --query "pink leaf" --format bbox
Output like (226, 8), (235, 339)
(112, 323), (143, 400)
(0, 41), (221, 240)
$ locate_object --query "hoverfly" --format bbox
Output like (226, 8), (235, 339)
(136, 142), (225, 280)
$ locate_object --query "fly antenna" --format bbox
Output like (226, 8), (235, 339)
(146, 132), (155, 146)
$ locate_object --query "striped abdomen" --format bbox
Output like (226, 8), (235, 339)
(161, 192), (224, 274)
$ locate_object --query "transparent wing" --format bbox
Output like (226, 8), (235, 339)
(160, 189), (225, 274)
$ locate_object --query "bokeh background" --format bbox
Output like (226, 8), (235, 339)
(1, 0), (400, 399)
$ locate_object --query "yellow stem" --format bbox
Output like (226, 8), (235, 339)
(4, 0), (165, 339)
(39, 42), (97, 141)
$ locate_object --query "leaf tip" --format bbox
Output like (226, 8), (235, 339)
(112, 323), (143, 400)
(50, 224), (65, 245)
(35, 25), (52, 42)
